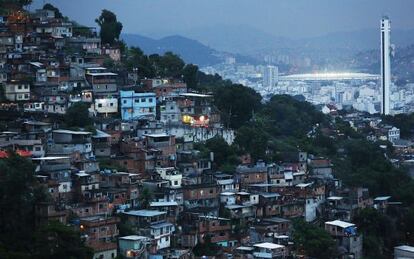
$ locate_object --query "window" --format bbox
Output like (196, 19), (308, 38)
(123, 100), (127, 104)
(110, 103), (114, 107)
(135, 99), (139, 103)
(149, 98), (153, 102)
(174, 180), (178, 185)
(141, 98), (146, 102)
(18, 85), (22, 90)
(98, 103), (103, 108)
(24, 85), (29, 89)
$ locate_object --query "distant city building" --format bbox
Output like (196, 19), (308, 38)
(225, 56), (236, 65)
(381, 16), (392, 115)
(263, 65), (278, 88)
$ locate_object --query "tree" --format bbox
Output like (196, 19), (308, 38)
(138, 188), (153, 209)
(33, 221), (93, 259)
(95, 9), (123, 45)
(126, 47), (156, 78)
(235, 125), (268, 161)
(383, 113), (414, 138)
(0, 84), (6, 102)
(182, 64), (199, 89)
(0, 0), (32, 7)
(192, 235), (221, 257)
(0, 153), (92, 258)
(43, 3), (63, 18)
(352, 208), (396, 258)
(204, 136), (239, 171)
(0, 153), (43, 254)
(261, 94), (325, 137)
(157, 52), (185, 78)
(292, 219), (336, 259)
(214, 84), (262, 129)
(64, 102), (92, 128)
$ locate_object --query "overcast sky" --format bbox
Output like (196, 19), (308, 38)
(30, 0), (414, 39)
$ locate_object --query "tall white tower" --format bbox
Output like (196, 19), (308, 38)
(381, 16), (391, 115)
(263, 65), (278, 88)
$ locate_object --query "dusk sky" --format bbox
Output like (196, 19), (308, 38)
(30, 0), (414, 39)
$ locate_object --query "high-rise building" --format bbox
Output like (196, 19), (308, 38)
(263, 65), (278, 88)
(381, 16), (391, 115)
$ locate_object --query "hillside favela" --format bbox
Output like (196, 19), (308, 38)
(2, 0), (414, 258)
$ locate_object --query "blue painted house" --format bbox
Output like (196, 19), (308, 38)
(120, 91), (156, 120)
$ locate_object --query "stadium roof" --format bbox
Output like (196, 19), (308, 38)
(280, 72), (380, 81)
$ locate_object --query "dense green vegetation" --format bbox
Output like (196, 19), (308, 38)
(333, 139), (414, 203)
(195, 136), (239, 172)
(0, 153), (92, 258)
(95, 9), (123, 45)
(383, 113), (414, 138)
(353, 208), (398, 259)
(292, 219), (336, 259)
(42, 3), (63, 19)
(64, 102), (93, 128)
(125, 47), (186, 79)
(192, 235), (222, 257)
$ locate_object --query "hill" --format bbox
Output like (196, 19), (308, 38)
(178, 25), (414, 60)
(351, 44), (414, 83)
(121, 34), (222, 66)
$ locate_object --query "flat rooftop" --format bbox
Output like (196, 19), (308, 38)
(179, 93), (212, 98)
(253, 242), (285, 249)
(53, 129), (92, 135)
(150, 201), (178, 207)
(395, 245), (414, 253)
(119, 235), (149, 241)
(325, 220), (355, 228)
(123, 210), (166, 217)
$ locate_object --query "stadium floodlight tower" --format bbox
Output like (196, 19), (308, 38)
(380, 16), (392, 115)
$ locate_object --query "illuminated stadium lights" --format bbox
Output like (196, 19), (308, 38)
(279, 72), (380, 81)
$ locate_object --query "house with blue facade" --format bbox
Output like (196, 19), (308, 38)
(120, 91), (156, 120)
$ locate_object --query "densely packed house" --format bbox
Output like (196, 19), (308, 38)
(1, 5), (409, 259)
